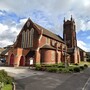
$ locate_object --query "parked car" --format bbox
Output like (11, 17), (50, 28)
(0, 58), (6, 63)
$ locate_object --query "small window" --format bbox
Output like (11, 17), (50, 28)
(51, 40), (55, 46)
(27, 21), (30, 27)
(46, 38), (50, 44)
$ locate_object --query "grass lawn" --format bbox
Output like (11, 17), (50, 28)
(2, 84), (12, 90)
(79, 61), (90, 66)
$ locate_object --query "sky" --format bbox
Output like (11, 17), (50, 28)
(0, 0), (90, 52)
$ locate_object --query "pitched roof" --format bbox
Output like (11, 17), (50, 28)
(0, 48), (5, 54)
(1, 48), (9, 55)
(40, 45), (56, 50)
(34, 23), (64, 43)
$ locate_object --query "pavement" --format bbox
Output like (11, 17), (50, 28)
(0, 63), (90, 90)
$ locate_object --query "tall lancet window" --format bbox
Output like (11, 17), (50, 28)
(27, 29), (30, 47)
(23, 31), (26, 48)
(30, 28), (34, 47)
(26, 30), (28, 48)
(21, 31), (25, 48)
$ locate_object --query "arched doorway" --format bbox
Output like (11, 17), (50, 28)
(25, 51), (35, 66)
(19, 56), (24, 66)
(10, 54), (14, 66)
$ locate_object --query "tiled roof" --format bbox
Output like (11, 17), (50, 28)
(40, 45), (56, 50)
(0, 48), (5, 54)
(1, 48), (9, 55)
(34, 23), (64, 43)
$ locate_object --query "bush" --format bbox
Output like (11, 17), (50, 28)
(73, 67), (80, 72)
(42, 64), (53, 67)
(79, 66), (85, 70)
(5, 76), (13, 84)
(46, 67), (58, 72)
(84, 64), (88, 68)
(58, 65), (65, 68)
(74, 63), (79, 66)
(59, 68), (70, 73)
(41, 67), (46, 71)
(0, 70), (7, 77)
(58, 68), (62, 72)
(68, 66), (74, 72)
(0, 70), (14, 85)
(57, 63), (65, 68)
(52, 64), (58, 67)
(58, 63), (64, 66)
(35, 64), (42, 71)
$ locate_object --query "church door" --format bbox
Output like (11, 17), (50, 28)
(10, 54), (14, 66)
(19, 56), (24, 66)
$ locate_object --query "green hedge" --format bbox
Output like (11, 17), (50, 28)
(0, 70), (13, 84)
(46, 67), (58, 72)
(35, 63), (88, 73)
(73, 67), (80, 72)
(84, 64), (88, 68)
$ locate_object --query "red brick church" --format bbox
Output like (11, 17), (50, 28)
(6, 16), (86, 67)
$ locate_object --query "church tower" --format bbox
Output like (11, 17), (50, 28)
(63, 16), (77, 48)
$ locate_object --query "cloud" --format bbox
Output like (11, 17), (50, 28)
(0, 40), (13, 47)
(0, 0), (90, 51)
(0, 0), (90, 33)
(87, 36), (90, 39)
(77, 40), (90, 52)
(0, 0), (73, 15)
(0, 23), (8, 33)
(0, 17), (28, 47)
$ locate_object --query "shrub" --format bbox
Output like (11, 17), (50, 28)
(68, 66), (74, 72)
(60, 68), (70, 73)
(52, 64), (58, 67)
(58, 63), (64, 66)
(5, 76), (13, 84)
(0, 70), (14, 85)
(43, 64), (53, 67)
(46, 67), (58, 72)
(84, 64), (88, 68)
(73, 67), (80, 72)
(79, 66), (85, 70)
(58, 65), (65, 68)
(35, 64), (42, 71)
(0, 70), (7, 77)
(58, 68), (62, 72)
(41, 67), (46, 71)
(74, 63), (79, 66)
(57, 63), (65, 68)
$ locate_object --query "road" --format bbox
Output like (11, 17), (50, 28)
(0, 64), (90, 90)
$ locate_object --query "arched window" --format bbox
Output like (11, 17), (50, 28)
(30, 28), (34, 47)
(27, 29), (30, 47)
(21, 28), (34, 48)
(21, 32), (24, 48)
(23, 31), (26, 48)
(26, 30), (28, 48)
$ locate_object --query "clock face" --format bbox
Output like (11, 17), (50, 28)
(27, 21), (30, 27)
